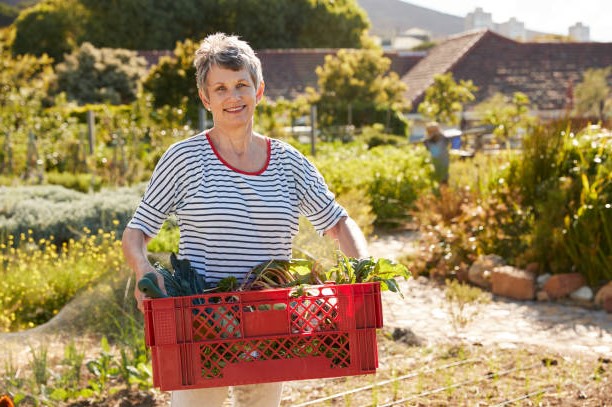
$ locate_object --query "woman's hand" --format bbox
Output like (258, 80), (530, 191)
(122, 227), (165, 312)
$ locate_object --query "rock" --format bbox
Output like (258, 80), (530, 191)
(391, 327), (422, 346)
(594, 282), (612, 306)
(526, 262), (540, 275)
(605, 297), (612, 313)
(536, 291), (550, 301)
(491, 266), (536, 300)
(569, 286), (594, 302)
(537, 273), (552, 288)
(468, 254), (505, 289)
(543, 273), (586, 299)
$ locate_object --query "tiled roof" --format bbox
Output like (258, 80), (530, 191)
(258, 49), (424, 100)
(136, 50), (173, 68)
(137, 48), (424, 101)
(401, 29), (612, 112)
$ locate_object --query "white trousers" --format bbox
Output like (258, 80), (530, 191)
(170, 382), (283, 407)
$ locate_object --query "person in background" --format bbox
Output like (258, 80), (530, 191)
(121, 32), (369, 407)
(424, 121), (451, 185)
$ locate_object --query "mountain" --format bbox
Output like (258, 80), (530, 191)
(357, 0), (464, 39)
(0, 0), (34, 6)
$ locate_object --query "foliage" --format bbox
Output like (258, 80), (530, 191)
(11, 0), (86, 62)
(418, 72), (477, 126)
(53, 42), (148, 105)
(444, 279), (490, 331)
(45, 170), (102, 192)
(312, 47), (409, 135)
(0, 32), (57, 178)
(411, 123), (612, 286)
(572, 67), (612, 121)
(0, 184), (142, 246)
(146, 218), (180, 253)
(313, 142), (433, 228)
(0, 228), (126, 331)
(142, 38), (199, 121)
(409, 181), (534, 279)
(0, 2), (19, 27)
(473, 91), (536, 144)
(11, 0), (369, 58)
(508, 123), (612, 283)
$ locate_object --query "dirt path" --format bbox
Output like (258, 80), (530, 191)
(368, 231), (612, 356)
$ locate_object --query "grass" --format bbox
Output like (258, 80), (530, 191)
(281, 332), (612, 407)
(2, 330), (608, 406)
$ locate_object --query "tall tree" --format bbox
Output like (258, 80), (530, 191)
(312, 47), (408, 133)
(54, 42), (148, 105)
(418, 72), (477, 126)
(11, 0), (370, 58)
(573, 67), (611, 121)
(11, 0), (86, 62)
(474, 92), (535, 144)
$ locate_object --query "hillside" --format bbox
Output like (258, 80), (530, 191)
(0, 0), (34, 6)
(357, 0), (464, 39)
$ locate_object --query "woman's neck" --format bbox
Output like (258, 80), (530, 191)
(207, 125), (267, 173)
(210, 123), (254, 156)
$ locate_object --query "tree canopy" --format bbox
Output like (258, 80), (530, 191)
(311, 47), (408, 133)
(53, 42), (148, 105)
(417, 72), (477, 126)
(573, 67), (611, 121)
(11, 0), (370, 61)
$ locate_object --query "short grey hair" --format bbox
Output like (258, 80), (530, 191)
(194, 32), (263, 95)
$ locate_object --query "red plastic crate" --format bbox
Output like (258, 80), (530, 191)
(143, 282), (382, 390)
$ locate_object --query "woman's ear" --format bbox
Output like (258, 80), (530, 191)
(256, 81), (265, 104)
(198, 89), (210, 111)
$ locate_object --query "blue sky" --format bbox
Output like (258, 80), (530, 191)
(403, 0), (611, 42)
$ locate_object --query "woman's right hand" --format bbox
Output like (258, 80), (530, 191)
(134, 266), (167, 312)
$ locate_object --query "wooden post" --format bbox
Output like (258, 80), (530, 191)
(310, 105), (317, 156)
(199, 107), (208, 132)
(86, 110), (95, 154)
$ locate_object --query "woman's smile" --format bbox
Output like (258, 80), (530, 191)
(201, 65), (264, 129)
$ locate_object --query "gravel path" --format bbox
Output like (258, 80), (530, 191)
(368, 231), (612, 356)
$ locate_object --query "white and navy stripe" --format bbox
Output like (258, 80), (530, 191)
(128, 132), (346, 284)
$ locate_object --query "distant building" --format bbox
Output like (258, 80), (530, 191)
(569, 22), (590, 42)
(465, 7), (494, 31)
(498, 17), (526, 41)
(391, 28), (431, 50)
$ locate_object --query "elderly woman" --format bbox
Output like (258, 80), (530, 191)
(122, 32), (369, 407)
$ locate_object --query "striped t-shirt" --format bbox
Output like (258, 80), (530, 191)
(127, 132), (347, 284)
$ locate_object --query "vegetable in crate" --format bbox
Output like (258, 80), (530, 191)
(137, 253), (204, 298)
(218, 253), (411, 297)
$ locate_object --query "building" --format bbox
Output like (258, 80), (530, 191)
(465, 7), (494, 31)
(256, 49), (424, 100)
(498, 18), (526, 42)
(569, 23), (590, 42)
(400, 29), (612, 119)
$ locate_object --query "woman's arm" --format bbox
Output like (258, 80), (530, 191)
(324, 216), (369, 259)
(122, 227), (164, 312)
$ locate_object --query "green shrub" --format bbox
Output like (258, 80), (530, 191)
(0, 184), (144, 246)
(314, 142), (433, 228)
(53, 42), (148, 105)
(146, 218), (179, 253)
(509, 124), (612, 284)
(46, 171), (103, 193)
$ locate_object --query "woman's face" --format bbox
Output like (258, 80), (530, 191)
(199, 65), (264, 129)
